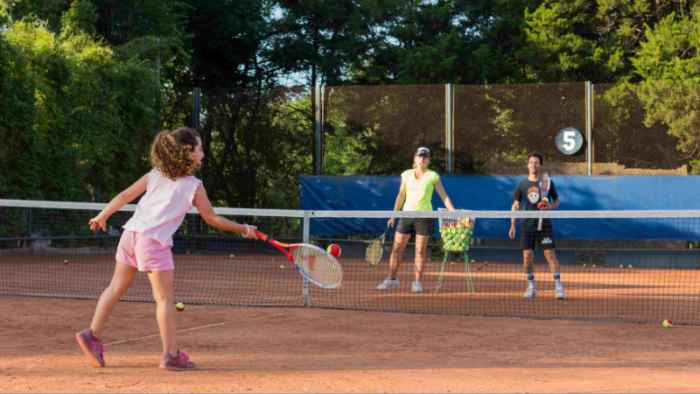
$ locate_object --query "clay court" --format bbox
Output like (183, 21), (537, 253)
(2, 251), (700, 393)
(2, 297), (700, 393)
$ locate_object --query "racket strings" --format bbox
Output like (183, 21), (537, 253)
(365, 240), (383, 265)
(293, 246), (342, 288)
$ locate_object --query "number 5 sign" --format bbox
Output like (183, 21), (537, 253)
(555, 127), (584, 155)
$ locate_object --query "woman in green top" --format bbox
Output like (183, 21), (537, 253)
(376, 147), (455, 293)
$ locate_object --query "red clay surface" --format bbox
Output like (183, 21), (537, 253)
(1, 296), (700, 393)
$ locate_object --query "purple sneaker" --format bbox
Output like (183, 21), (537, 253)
(75, 329), (105, 368)
(160, 350), (196, 371)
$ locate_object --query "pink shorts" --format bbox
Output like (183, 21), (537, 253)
(116, 231), (174, 272)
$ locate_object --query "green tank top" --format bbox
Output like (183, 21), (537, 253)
(401, 169), (440, 211)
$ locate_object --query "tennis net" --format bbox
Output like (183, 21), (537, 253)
(2, 199), (700, 325)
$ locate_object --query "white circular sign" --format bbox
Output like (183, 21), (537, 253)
(555, 127), (584, 155)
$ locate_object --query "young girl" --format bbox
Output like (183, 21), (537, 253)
(376, 146), (455, 293)
(75, 127), (258, 370)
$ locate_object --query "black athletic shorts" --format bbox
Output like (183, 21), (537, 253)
(396, 217), (434, 236)
(520, 219), (556, 250)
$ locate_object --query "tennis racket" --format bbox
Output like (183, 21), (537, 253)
(537, 172), (550, 231)
(255, 230), (342, 289)
(365, 223), (390, 266)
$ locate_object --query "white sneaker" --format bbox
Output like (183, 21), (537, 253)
(376, 277), (400, 290)
(555, 283), (565, 300)
(411, 280), (423, 293)
(523, 286), (538, 299)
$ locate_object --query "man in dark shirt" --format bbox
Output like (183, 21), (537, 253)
(508, 153), (565, 299)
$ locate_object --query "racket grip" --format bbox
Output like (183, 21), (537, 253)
(254, 230), (269, 241)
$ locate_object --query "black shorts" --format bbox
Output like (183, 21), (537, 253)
(396, 218), (434, 236)
(520, 219), (556, 250)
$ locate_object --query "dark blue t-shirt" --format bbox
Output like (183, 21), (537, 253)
(512, 178), (559, 229)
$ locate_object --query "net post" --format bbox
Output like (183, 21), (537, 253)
(302, 211), (311, 306)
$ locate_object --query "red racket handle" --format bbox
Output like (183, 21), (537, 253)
(255, 230), (269, 241)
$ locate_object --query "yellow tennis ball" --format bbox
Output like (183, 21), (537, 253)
(175, 302), (185, 312)
(661, 319), (673, 329)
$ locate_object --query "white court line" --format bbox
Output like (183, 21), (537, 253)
(105, 321), (228, 346)
(104, 312), (284, 346)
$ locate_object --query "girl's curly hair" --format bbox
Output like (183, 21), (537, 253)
(150, 127), (201, 179)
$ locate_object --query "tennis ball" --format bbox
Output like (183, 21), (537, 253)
(326, 243), (341, 257)
(661, 319), (673, 329)
(175, 302), (185, 312)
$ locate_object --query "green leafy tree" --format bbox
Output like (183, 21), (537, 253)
(181, 0), (296, 207)
(632, 8), (700, 168)
(520, 0), (694, 82)
(5, 0), (71, 32)
(2, 2), (160, 200)
(0, 33), (40, 197)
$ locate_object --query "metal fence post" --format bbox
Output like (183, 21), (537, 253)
(585, 81), (594, 175)
(445, 83), (454, 174)
(314, 84), (323, 175)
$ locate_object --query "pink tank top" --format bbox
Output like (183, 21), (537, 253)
(123, 169), (202, 246)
